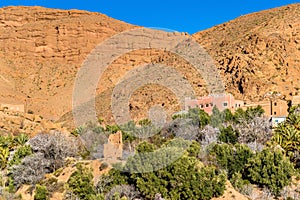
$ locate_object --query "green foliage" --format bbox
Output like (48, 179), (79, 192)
(71, 126), (86, 137)
(0, 135), (14, 150)
(34, 184), (48, 200)
(0, 147), (9, 169)
(286, 113), (300, 130)
(273, 112), (300, 165)
(288, 104), (300, 115)
(8, 176), (15, 193)
(138, 119), (151, 126)
(108, 139), (225, 200)
(67, 164), (96, 200)
(188, 108), (210, 128)
(106, 125), (120, 134)
(8, 145), (32, 166)
(135, 141), (156, 153)
(132, 155), (225, 200)
(173, 108), (210, 128)
(222, 108), (234, 122)
(187, 140), (201, 157)
(273, 124), (300, 154)
(230, 172), (250, 193)
(246, 148), (294, 196)
(210, 106), (223, 128)
(218, 125), (239, 144)
(13, 134), (29, 146)
(210, 143), (253, 178)
(234, 105), (265, 122)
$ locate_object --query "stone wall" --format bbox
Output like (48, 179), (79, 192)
(103, 131), (123, 160)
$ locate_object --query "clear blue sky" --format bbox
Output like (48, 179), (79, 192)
(0, 0), (298, 33)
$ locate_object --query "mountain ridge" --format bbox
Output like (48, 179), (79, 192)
(0, 4), (299, 127)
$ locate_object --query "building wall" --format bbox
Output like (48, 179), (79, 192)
(103, 131), (123, 160)
(292, 96), (300, 106)
(272, 99), (289, 116)
(185, 93), (292, 117)
(185, 94), (242, 115)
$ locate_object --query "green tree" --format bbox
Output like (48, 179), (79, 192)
(218, 125), (239, 144)
(120, 140), (225, 199)
(188, 108), (210, 128)
(67, 164), (96, 200)
(222, 108), (234, 122)
(246, 148), (294, 196)
(210, 143), (253, 178)
(210, 106), (223, 128)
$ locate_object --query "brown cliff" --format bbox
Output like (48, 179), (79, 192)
(0, 4), (299, 128)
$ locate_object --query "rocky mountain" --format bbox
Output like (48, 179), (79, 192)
(193, 3), (300, 101)
(0, 4), (299, 128)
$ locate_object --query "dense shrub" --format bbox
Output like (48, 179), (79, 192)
(10, 153), (50, 189)
(34, 184), (48, 200)
(29, 131), (79, 171)
(67, 164), (96, 200)
(8, 145), (32, 166)
(174, 108), (210, 129)
(218, 125), (239, 144)
(246, 148), (294, 196)
(107, 140), (225, 200)
(210, 143), (253, 178)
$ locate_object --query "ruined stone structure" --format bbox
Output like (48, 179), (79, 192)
(0, 103), (25, 112)
(103, 131), (123, 160)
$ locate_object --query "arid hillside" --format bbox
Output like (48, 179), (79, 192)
(0, 6), (135, 121)
(193, 3), (300, 101)
(0, 4), (299, 127)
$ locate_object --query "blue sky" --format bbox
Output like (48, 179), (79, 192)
(0, 0), (298, 33)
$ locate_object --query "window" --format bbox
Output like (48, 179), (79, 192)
(274, 102), (277, 106)
(223, 102), (228, 107)
(210, 103), (213, 107)
(200, 104), (204, 108)
(206, 104), (209, 108)
(274, 111), (277, 115)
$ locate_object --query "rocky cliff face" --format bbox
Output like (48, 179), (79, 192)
(193, 4), (300, 101)
(0, 6), (135, 120)
(0, 4), (299, 127)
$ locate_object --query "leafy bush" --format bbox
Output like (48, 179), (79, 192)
(218, 125), (239, 144)
(246, 148), (294, 196)
(34, 184), (48, 200)
(105, 185), (140, 200)
(210, 143), (253, 178)
(108, 140), (226, 200)
(8, 145), (32, 166)
(174, 108), (210, 129)
(67, 163), (96, 200)
(210, 106), (223, 128)
(0, 147), (9, 169)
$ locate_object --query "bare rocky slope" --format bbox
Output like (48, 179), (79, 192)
(193, 4), (300, 101)
(0, 4), (299, 128)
